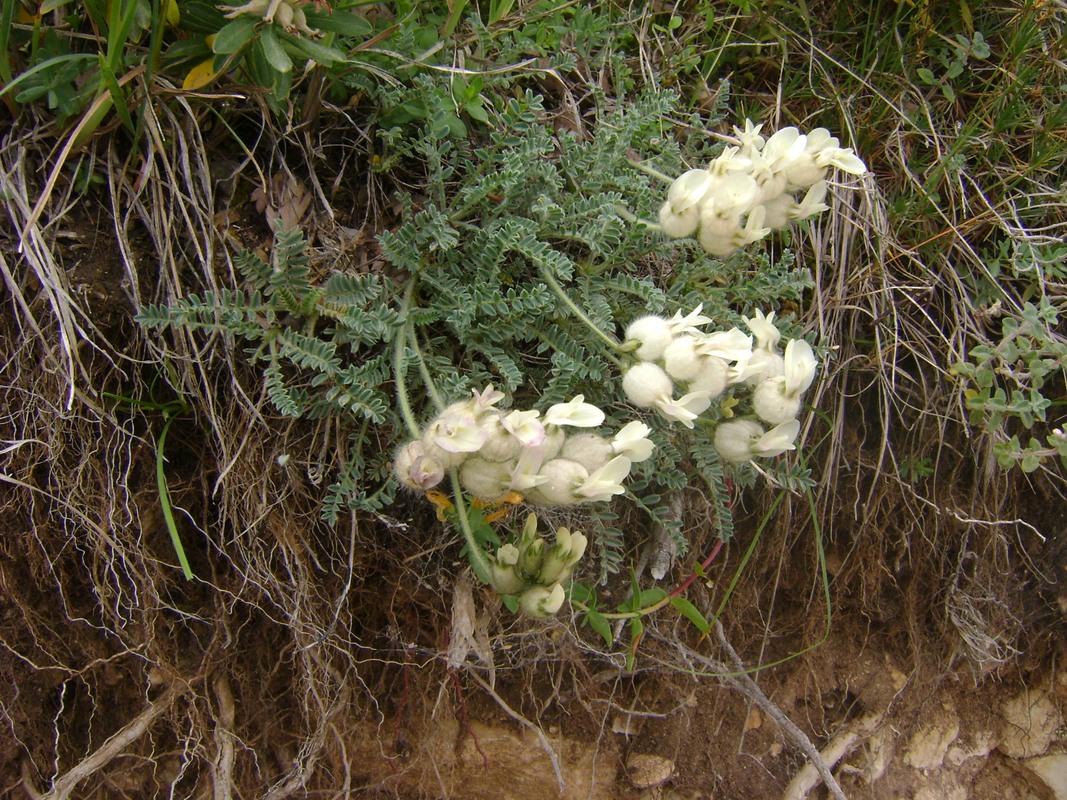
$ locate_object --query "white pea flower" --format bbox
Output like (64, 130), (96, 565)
(667, 169), (716, 213)
(787, 180), (830, 221)
(510, 447), (549, 493)
(469, 384), (507, 413)
(667, 304), (713, 335)
(223, 0), (318, 36)
(739, 205), (771, 246)
(532, 458), (589, 506)
(713, 420), (762, 462)
(714, 418), (801, 463)
(518, 583), (566, 618)
(425, 410), (488, 454)
(732, 119), (766, 156)
(820, 148), (867, 174)
(577, 455), (633, 502)
(543, 395), (605, 428)
(751, 419), (801, 458)
(659, 169), (716, 238)
(742, 309), (781, 352)
(750, 153), (790, 204)
(611, 421), (655, 462)
(655, 391), (712, 429)
(696, 327), (753, 364)
(761, 127), (808, 173)
(707, 145), (753, 177)
(478, 414), (524, 462)
(705, 172), (760, 218)
(783, 339), (818, 396)
(502, 409), (545, 447)
(750, 341), (816, 424)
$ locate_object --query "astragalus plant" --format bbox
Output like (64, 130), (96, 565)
(139, 84), (867, 628)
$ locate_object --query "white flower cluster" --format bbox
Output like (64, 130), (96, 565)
(621, 306), (819, 463)
(221, 0), (319, 36)
(394, 386), (655, 506)
(658, 121), (868, 257)
(488, 513), (586, 617)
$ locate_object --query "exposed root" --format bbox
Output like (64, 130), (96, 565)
(41, 682), (188, 800)
(782, 711), (886, 800)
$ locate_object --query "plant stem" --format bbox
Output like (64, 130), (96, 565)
(449, 469), (493, 584)
(394, 281), (423, 440)
(407, 322), (444, 412)
(627, 158), (674, 183)
(537, 264), (624, 361)
(614, 203), (664, 233)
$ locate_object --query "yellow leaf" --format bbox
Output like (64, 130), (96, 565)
(183, 58), (218, 91)
(163, 0), (180, 26)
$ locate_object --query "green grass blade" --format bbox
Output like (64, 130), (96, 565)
(157, 412), (194, 580)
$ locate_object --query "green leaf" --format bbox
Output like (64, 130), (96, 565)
(259, 25), (292, 73)
(670, 596), (711, 634)
(301, 8), (372, 37)
(213, 17), (257, 54)
(465, 101), (490, 125)
(278, 30), (346, 65)
(586, 610), (613, 647)
(916, 67), (937, 85)
(637, 588), (667, 608)
(178, 1), (225, 34)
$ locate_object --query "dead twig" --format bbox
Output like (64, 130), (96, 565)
(710, 622), (850, 800)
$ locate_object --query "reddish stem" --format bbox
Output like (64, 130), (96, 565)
(668, 538), (725, 600)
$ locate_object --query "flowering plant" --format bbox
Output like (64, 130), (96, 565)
(656, 120), (867, 257)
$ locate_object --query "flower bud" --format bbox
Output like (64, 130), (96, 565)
(622, 362), (673, 408)
(518, 583), (566, 618)
(560, 433), (614, 472)
(713, 419), (765, 463)
(459, 457), (514, 502)
(624, 316), (673, 361)
(519, 537), (545, 575)
(751, 377), (801, 425)
(394, 440), (445, 491)
(663, 335), (703, 382)
(532, 458), (588, 506)
(490, 562), (526, 595)
(539, 528), (588, 584)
